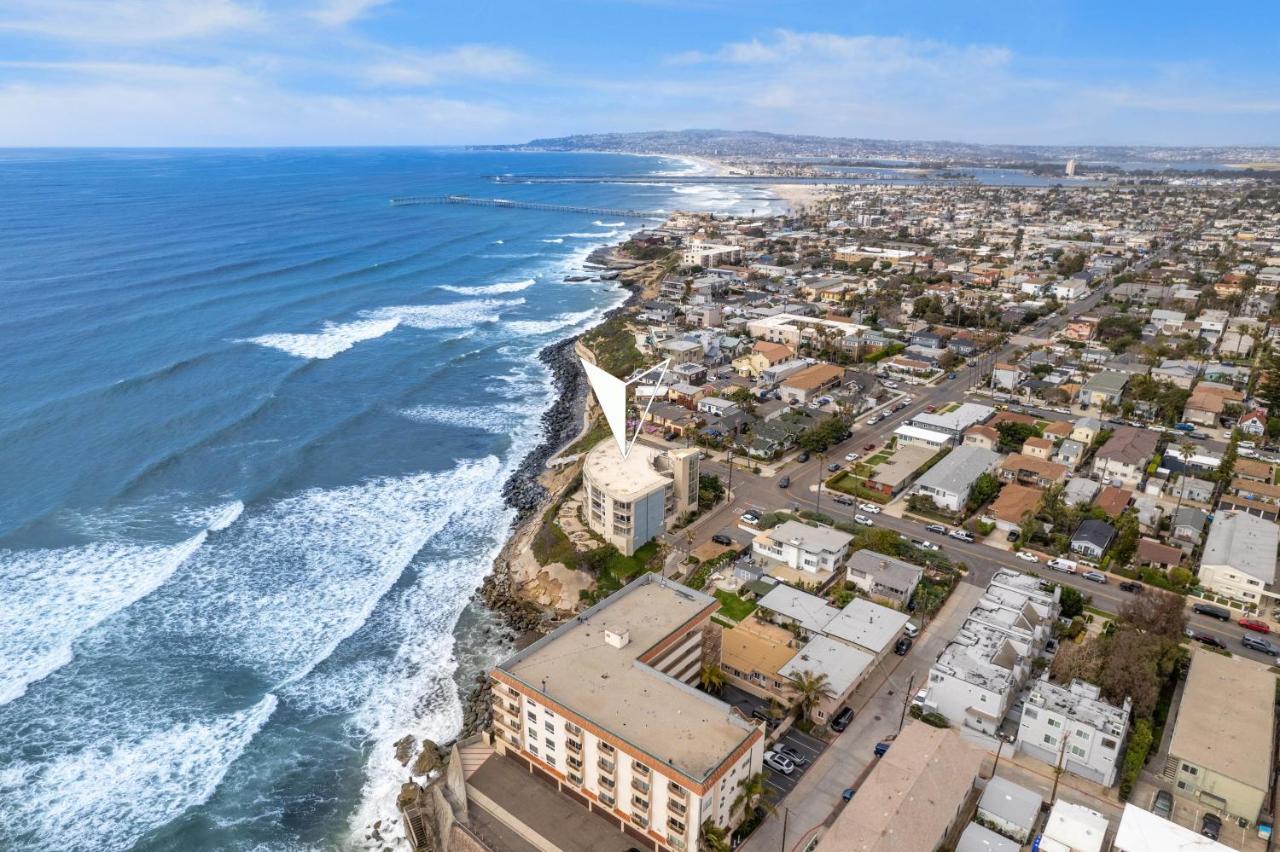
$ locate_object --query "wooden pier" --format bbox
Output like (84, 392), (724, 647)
(389, 194), (664, 218)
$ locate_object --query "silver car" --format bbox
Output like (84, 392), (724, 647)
(763, 750), (796, 775)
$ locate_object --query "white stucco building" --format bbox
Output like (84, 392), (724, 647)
(1016, 677), (1130, 787)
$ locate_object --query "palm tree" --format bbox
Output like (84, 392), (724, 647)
(731, 771), (773, 822)
(787, 669), (836, 723)
(698, 819), (730, 852)
(698, 662), (725, 695)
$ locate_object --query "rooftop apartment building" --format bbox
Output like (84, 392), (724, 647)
(1016, 677), (1131, 787)
(925, 570), (1061, 735)
(583, 441), (699, 556)
(490, 574), (765, 852)
(907, 402), (995, 438)
(1164, 649), (1274, 826)
(1198, 510), (1279, 606)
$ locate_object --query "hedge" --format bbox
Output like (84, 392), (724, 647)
(1119, 718), (1154, 800)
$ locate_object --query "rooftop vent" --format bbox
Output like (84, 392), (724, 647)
(604, 627), (631, 649)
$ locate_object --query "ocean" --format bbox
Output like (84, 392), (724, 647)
(0, 148), (780, 851)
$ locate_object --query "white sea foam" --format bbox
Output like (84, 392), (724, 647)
(207, 500), (245, 531)
(0, 694), (278, 852)
(505, 308), (600, 337)
(540, 237), (563, 243)
(593, 220), (624, 227)
(243, 299), (521, 360)
(492, 239), (504, 244)
(0, 531), (207, 706)
(438, 278), (534, 295)
(558, 230), (618, 239)
(398, 405), (510, 433)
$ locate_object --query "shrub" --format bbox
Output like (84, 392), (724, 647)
(919, 712), (950, 728)
(1119, 719), (1154, 800)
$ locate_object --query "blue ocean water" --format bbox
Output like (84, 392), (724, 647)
(0, 148), (780, 851)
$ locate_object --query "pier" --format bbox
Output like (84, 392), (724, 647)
(389, 194), (664, 217)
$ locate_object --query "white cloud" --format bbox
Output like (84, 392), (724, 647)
(309, 0), (392, 28)
(361, 45), (534, 87)
(0, 0), (263, 44)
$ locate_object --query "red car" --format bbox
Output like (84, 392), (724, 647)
(862, 443), (876, 452)
(924, 404), (938, 413)
(1240, 618), (1271, 634)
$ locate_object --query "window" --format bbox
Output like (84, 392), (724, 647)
(566, 722), (582, 737)
(1177, 781), (1187, 790)
(528, 744), (539, 756)
(546, 755), (557, 767)
(1043, 734), (1057, 746)
(1074, 729), (1089, 739)
(544, 721), (555, 734)
(1182, 764), (1198, 776)
(1047, 717), (1061, 729)
(1023, 707), (1038, 720)
(1101, 738), (1117, 750)
(600, 792), (615, 807)
(527, 729), (538, 741)
(600, 775), (615, 790)
(634, 761), (650, 776)
(599, 741), (615, 755)
(668, 817), (686, 834)
(526, 711), (536, 722)
(1070, 746), (1087, 759)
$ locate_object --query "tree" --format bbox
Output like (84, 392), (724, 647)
(699, 662), (725, 695)
(699, 820), (730, 852)
(698, 474), (725, 511)
(996, 421), (1042, 452)
(731, 771), (772, 821)
(1097, 629), (1161, 717)
(787, 669), (836, 722)
(1058, 585), (1087, 619)
(967, 473), (1001, 510)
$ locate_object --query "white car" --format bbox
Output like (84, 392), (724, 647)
(854, 514), (874, 526)
(857, 503), (881, 514)
(882, 380), (899, 389)
(912, 539), (940, 552)
(1015, 551), (1039, 563)
(865, 414), (883, 425)
(763, 751), (795, 775)
(845, 452), (860, 462)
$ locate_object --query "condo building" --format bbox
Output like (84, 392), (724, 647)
(490, 574), (765, 852)
(583, 441), (700, 556)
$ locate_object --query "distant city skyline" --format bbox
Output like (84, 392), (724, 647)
(1, 0), (1278, 147)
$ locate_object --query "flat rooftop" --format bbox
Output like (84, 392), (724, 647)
(779, 635), (873, 696)
(582, 440), (672, 502)
(821, 598), (909, 655)
(1169, 649), (1275, 791)
(496, 574), (757, 783)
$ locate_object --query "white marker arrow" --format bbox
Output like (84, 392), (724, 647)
(580, 357), (670, 459)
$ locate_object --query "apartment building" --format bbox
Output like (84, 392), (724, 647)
(924, 570), (1061, 735)
(1198, 510), (1279, 605)
(681, 242), (742, 268)
(583, 441), (699, 556)
(1164, 650), (1274, 826)
(752, 520), (853, 581)
(490, 574), (765, 852)
(1016, 677), (1131, 787)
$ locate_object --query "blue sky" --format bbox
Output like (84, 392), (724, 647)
(1, 0), (1277, 147)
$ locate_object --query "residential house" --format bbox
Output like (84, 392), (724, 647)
(1150, 359), (1199, 389)
(1165, 650), (1275, 825)
(1113, 803), (1235, 852)
(1064, 477), (1102, 507)
(1136, 538), (1182, 571)
(1070, 519), (1117, 560)
(1092, 427), (1159, 488)
(1064, 317), (1098, 342)
(894, 424), (953, 452)
(1071, 416), (1103, 445)
(1239, 408), (1268, 438)
(1182, 382), (1244, 427)
(1198, 511), (1279, 606)
(1054, 438), (1086, 469)
(999, 453), (1070, 488)
(845, 549), (922, 608)
(963, 425), (1000, 450)
(1079, 371), (1129, 408)
(1040, 801), (1109, 852)
(909, 445), (1000, 513)
(752, 520), (853, 583)
(490, 573), (765, 852)
(1016, 677), (1130, 787)
(1022, 436), (1054, 460)
(778, 363), (844, 403)
(1171, 506), (1208, 551)
(1220, 477), (1280, 522)
(975, 776), (1041, 844)
(732, 340), (795, 378)
(986, 483), (1043, 534)
(908, 403), (996, 439)
(991, 363), (1024, 392)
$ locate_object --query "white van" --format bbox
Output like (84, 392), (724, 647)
(1047, 558), (1078, 574)
(902, 621), (920, 639)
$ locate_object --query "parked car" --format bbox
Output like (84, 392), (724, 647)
(902, 622), (920, 638)
(1152, 790), (1173, 819)
(741, 511), (760, 525)
(865, 414), (883, 425)
(827, 462), (841, 472)
(1201, 813), (1222, 840)
(882, 380), (899, 389)
(1193, 602), (1232, 622)
(1016, 551), (1039, 563)
(832, 495), (855, 506)
(854, 514), (874, 527)
(1174, 422), (1196, 432)
(830, 707), (854, 732)
(873, 741), (891, 758)
(1047, 558), (1077, 573)
(711, 533), (733, 546)
(1118, 581), (1144, 593)
(949, 529), (975, 543)
(776, 745), (809, 767)
(763, 751), (796, 775)
(1240, 618), (1271, 634)
(777, 475), (790, 489)
(910, 687), (929, 710)
(925, 523), (947, 534)
(862, 443), (876, 452)
(663, 431), (679, 441)
(894, 636), (913, 656)
(858, 503), (881, 514)
(1082, 570), (1108, 584)
(924, 404), (938, 413)
(796, 451), (810, 463)
(1242, 634), (1276, 654)
(1186, 630), (1226, 650)
(912, 539), (940, 552)
(1006, 530), (1020, 542)
(842, 787), (856, 802)
(845, 452), (860, 462)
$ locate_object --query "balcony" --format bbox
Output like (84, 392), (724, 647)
(631, 814), (649, 830)
(565, 722), (582, 737)
(667, 817), (687, 835)
(566, 738), (582, 754)
(669, 799), (687, 817)
(600, 776), (615, 791)
(631, 778), (650, 795)
(631, 794), (649, 811)
(568, 772), (583, 786)
(667, 835), (687, 851)
(667, 781), (688, 800)
(599, 792), (615, 808)
(598, 758), (615, 774)
(567, 756), (583, 771)
(633, 762), (650, 777)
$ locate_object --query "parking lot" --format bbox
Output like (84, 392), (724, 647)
(718, 684), (831, 800)
(1129, 777), (1268, 851)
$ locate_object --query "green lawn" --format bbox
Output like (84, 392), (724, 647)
(531, 508), (576, 567)
(714, 589), (758, 622)
(598, 541), (661, 592)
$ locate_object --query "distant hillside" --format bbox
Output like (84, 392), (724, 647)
(478, 128), (1280, 166)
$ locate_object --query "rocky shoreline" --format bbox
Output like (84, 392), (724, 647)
(462, 245), (648, 738)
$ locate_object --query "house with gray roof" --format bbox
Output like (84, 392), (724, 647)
(845, 549), (923, 608)
(1198, 511), (1280, 606)
(1070, 519), (1117, 560)
(908, 445), (1001, 513)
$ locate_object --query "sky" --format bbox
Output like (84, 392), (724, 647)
(1, 0), (1278, 148)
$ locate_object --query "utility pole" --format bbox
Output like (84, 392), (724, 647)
(726, 449), (735, 504)
(898, 672), (916, 733)
(779, 806), (789, 852)
(815, 452), (825, 519)
(1049, 728), (1069, 803)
